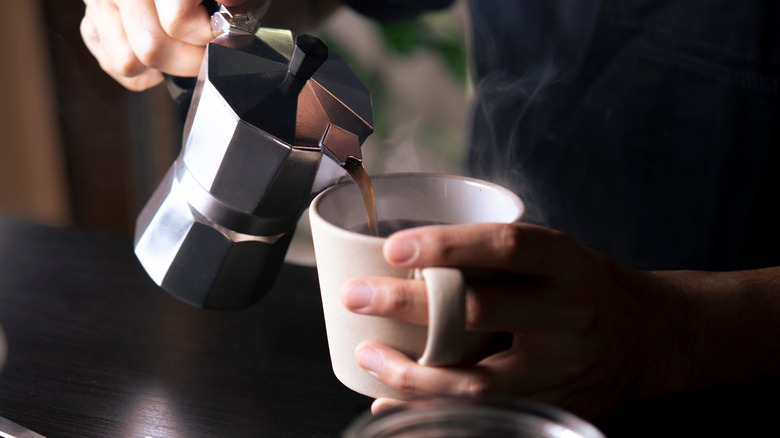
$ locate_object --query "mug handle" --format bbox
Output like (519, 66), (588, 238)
(416, 267), (466, 366)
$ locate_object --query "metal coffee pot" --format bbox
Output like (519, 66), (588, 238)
(134, 4), (373, 310)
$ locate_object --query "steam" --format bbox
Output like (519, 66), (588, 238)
(464, 1), (600, 228)
(468, 61), (560, 227)
(369, 116), (455, 175)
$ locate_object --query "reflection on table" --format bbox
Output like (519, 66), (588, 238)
(0, 217), (370, 437)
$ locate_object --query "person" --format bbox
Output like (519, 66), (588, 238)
(80, 0), (780, 425)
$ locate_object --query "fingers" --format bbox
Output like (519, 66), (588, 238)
(348, 222), (599, 331)
(355, 340), (498, 399)
(383, 223), (579, 276)
(341, 274), (517, 330)
(342, 278), (429, 325)
(358, 340), (616, 418)
(118, 0), (208, 77)
(81, 0), (213, 90)
(82, 2), (161, 90)
(343, 275), (586, 332)
(154, 0), (214, 46)
(220, 0), (251, 6)
(356, 339), (582, 397)
(371, 398), (406, 414)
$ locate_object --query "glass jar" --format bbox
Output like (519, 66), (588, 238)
(343, 396), (605, 438)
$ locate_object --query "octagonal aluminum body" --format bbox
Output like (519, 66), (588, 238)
(134, 28), (373, 310)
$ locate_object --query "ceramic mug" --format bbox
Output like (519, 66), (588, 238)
(309, 173), (524, 399)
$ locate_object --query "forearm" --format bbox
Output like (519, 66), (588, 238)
(645, 267), (780, 395)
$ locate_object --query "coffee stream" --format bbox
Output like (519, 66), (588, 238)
(343, 158), (379, 236)
(342, 160), (451, 237)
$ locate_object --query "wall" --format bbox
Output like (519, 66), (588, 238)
(0, 0), (71, 227)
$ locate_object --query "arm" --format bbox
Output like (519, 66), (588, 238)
(655, 268), (780, 389)
(341, 222), (780, 418)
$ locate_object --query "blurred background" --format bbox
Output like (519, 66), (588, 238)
(0, 0), (470, 264)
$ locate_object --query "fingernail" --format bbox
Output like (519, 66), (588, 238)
(357, 346), (383, 375)
(385, 237), (419, 265)
(343, 281), (374, 311)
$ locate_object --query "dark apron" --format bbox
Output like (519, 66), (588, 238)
(468, 0), (780, 270)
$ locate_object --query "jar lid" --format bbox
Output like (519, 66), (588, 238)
(343, 396), (605, 438)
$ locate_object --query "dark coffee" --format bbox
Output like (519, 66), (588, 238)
(350, 219), (449, 237)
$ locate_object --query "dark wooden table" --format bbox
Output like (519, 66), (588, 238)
(0, 217), (778, 437)
(0, 217), (371, 437)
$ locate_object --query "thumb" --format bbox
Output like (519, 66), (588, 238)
(218, 0), (247, 6)
(216, 0), (272, 20)
(217, 0), (270, 10)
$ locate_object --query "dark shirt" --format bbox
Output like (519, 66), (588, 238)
(348, 0), (780, 271)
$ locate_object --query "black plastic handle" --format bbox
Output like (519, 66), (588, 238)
(202, 0), (220, 15)
(163, 1), (221, 120)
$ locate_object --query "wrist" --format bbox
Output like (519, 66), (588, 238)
(631, 268), (780, 400)
(608, 266), (704, 404)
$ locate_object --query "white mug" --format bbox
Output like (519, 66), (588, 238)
(309, 173), (524, 399)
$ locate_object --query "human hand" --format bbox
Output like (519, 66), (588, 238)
(80, 0), (265, 91)
(341, 222), (696, 418)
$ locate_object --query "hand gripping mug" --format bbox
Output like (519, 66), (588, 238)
(309, 173), (524, 399)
